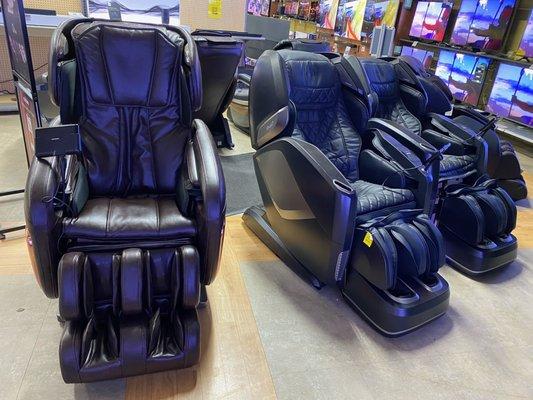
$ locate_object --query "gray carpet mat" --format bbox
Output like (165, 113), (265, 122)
(220, 152), (262, 215)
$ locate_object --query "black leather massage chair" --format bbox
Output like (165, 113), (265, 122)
(342, 56), (518, 275)
(227, 38), (331, 134)
(24, 19), (226, 382)
(243, 50), (450, 336)
(395, 55), (528, 201)
(192, 30), (244, 149)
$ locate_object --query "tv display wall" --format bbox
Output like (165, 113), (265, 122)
(519, 10), (533, 58)
(400, 46), (435, 69)
(361, 0), (399, 41)
(450, 0), (516, 51)
(334, 0), (367, 40)
(435, 49), (490, 105)
(409, 1), (452, 42)
(247, 0), (262, 15)
(317, 0), (340, 29)
(487, 64), (533, 127)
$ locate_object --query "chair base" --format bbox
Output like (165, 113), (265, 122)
(242, 205), (450, 337)
(342, 272), (449, 337)
(441, 226), (518, 275)
(242, 205), (323, 289)
(227, 102), (250, 135)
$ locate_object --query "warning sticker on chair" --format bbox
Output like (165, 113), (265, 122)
(363, 231), (373, 247)
(208, 0), (222, 19)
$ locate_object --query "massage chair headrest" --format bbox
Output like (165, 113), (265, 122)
(273, 38), (331, 53)
(48, 18), (202, 112)
(250, 50), (344, 150)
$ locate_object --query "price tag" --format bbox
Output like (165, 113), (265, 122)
(363, 231), (373, 248)
(208, 0), (222, 19)
(412, 41), (418, 47)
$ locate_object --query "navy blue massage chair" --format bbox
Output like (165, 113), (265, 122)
(341, 56), (518, 276)
(25, 19), (226, 382)
(394, 55), (527, 201)
(227, 38), (331, 134)
(243, 50), (450, 337)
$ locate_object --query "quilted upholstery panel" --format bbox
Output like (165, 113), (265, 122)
(351, 180), (416, 216)
(359, 59), (422, 134)
(440, 154), (476, 178)
(280, 51), (361, 181)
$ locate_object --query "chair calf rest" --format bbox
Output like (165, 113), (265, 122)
(58, 246), (201, 383)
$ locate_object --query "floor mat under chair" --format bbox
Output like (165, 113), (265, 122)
(220, 153), (262, 215)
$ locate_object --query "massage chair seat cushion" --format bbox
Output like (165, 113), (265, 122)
(357, 58), (478, 179)
(277, 50), (416, 219)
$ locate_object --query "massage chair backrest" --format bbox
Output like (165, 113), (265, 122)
(349, 56), (424, 135)
(250, 50), (365, 181)
(395, 56), (453, 116)
(273, 38), (331, 53)
(48, 19), (203, 197)
(192, 33), (244, 125)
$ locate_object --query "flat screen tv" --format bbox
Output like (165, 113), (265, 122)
(247, 0), (262, 15)
(334, 0), (367, 40)
(487, 64), (533, 127)
(1, 0), (35, 86)
(519, 10), (533, 58)
(87, 0), (180, 25)
(400, 46), (435, 69)
(434, 49), (490, 106)
(450, 0), (516, 51)
(408, 1), (452, 42)
(361, 0), (399, 41)
(317, 0), (340, 29)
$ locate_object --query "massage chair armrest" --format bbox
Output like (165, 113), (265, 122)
(452, 104), (491, 125)
(237, 73), (251, 86)
(179, 119), (226, 285)
(25, 157), (64, 298)
(427, 113), (478, 143)
(255, 137), (358, 283)
(366, 118), (437, 163)
(422, 129), (467, 156)
(366, 119), (439, 214)
(427, 113), (488, 173)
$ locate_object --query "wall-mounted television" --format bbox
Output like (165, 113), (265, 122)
(400, 46), (435, 69)
(317, 0), (340, 29)
(408, 1), (452, 42)
(247, 0), (262, 15)
(519, 10), (533, 58)
(450, 0), (516, 51)
(361, 0), (399, 42)
(334, 0), (367, 40)
(435, 49), (490, 106)
(487, 64), (533, 127)
(87, 0), (180, 25)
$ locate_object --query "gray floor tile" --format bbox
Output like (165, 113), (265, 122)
(240, 250), (533, 399)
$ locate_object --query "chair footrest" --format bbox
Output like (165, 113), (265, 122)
(349, 211), (445, 292)
(57, 246), (201, 383)
(438, 181), (517, 247)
